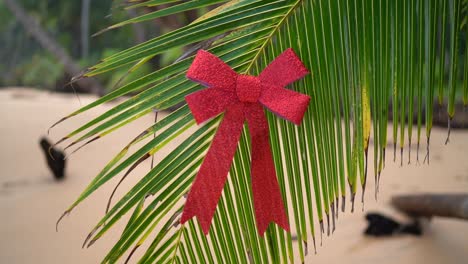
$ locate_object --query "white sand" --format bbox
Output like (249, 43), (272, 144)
(1, 88), (467, 263)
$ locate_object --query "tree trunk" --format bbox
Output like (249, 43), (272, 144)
(3, 0), (104, 95)
(126, 8), (146, 44)
(392, 194), (468, 220)
(81, 0), (91, 59)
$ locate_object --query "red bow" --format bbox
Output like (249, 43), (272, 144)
(181, 48), (310, 235)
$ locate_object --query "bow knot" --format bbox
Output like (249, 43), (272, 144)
(181, 48), (311, 235)
(236, 75), (261, 103)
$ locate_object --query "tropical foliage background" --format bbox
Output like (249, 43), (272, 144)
(51, 0), (467, 263)
(0, 0), (197, 92)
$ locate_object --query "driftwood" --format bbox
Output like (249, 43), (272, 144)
(392, 194), (468, 220)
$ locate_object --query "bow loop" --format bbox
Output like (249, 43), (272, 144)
(259, 48), (309, 87)
(259, 84), (310, 125)
(187, 50), (237, 91)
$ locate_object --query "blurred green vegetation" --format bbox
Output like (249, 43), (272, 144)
(0, 0), (183, 92)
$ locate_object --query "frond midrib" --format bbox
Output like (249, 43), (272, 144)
(243, 0), (303, 73)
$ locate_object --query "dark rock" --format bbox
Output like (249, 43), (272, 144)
(364, 212), (422, 237)
(39, 137), (66, 180)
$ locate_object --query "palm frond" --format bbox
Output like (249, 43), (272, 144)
(54, 0), (467, 263)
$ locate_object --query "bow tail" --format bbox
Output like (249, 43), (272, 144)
(245, 104), (290, 235)
(181, 104), (245, 234)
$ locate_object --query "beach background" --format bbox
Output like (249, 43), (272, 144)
(2, 0), (467, 262)
(1, 87), (467, 263)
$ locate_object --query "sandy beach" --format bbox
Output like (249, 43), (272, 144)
(1, 88), (467, 263)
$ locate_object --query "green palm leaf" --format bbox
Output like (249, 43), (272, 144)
(54, 0), (467, 263)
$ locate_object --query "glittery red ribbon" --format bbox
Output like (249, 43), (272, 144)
(181, 48), (310, 235)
